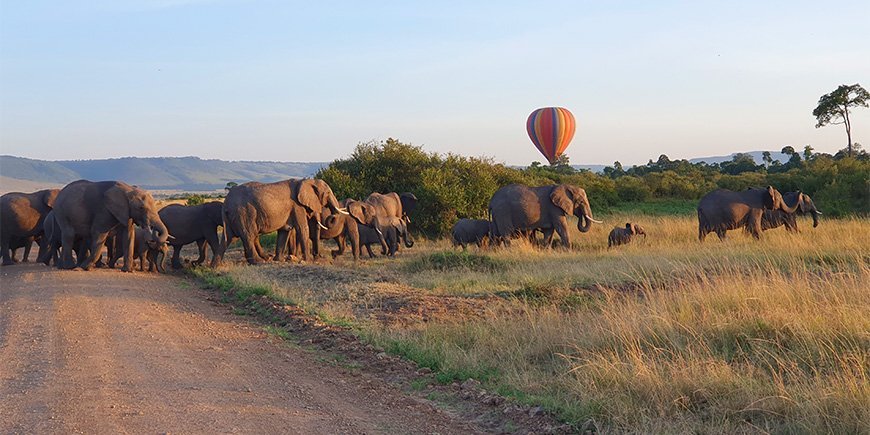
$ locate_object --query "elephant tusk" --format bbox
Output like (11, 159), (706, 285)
(318, 221), (328, 230)
(167, 234), (175, 240)
(337, 207), (350, 215)
(815, 210), (822, 215)
(376, 228), (383, 236)
(584, 215), (603, 224)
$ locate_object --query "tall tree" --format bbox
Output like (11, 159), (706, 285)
(813, 84), (869, 157)
(762, 151), (772, 168)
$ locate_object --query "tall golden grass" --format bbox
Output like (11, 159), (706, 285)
(215, 215), (870, 433)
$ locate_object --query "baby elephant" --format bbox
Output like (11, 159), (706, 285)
(451, 218), (490, 250)
(608, 223), (646, 248)
(109, 228), (169, 272)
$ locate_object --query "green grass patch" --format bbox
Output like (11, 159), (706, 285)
(602, 198), (697, 216)
(406, 250), (506, 273)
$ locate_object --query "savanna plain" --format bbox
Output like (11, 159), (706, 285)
(195, 207), (870, 434)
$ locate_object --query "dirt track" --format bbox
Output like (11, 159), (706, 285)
(0, 264), (479, 434)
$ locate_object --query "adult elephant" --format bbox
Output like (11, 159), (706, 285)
(223, 179), (346, 264)
(697, 186), (804, 241)
(159, 201), (225, 268)
(52, 180), (169, 271)
(364, 192), (416, 254)
(488, 184), (601, 248)
(762, 192), (821, 232)
(0, 188), (59, 265)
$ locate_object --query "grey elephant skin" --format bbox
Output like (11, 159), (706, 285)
(451, 218), (490, 249)
(316, 199), (381, 260)
(159, 201), (225, 268)
(0, 188), (59, 265)
(608, 223), (646, 248)
(697, 186), (804, 241)
(762, 192), (820, 232)
(223, 179), (344, 264)
(108, 227), (169, 272)
(488, 184), (600, 248)
(7, 235), (39, 263)
(52, 180), (169, 271)
(364, 192), (416, 255)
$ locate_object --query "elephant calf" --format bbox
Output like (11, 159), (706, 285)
(451, 219), (490, 250)
(108, 227), (168, 272)
(608, 223), (646, 248)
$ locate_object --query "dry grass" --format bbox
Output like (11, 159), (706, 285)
(212, 215), (870, 433)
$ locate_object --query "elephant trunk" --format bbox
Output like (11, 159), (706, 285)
(577, 203), (594, 233)
(811, 210), (820, 228)
(402, 217), (414, 248)
(155, 248), (167, 273)
(145, 215), (171, 245)
(327, 194), (348, 215)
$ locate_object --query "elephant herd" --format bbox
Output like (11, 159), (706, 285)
(0, 178), (418, 273)
(451, 184), (820, 250)
(0, 179), (821, 272)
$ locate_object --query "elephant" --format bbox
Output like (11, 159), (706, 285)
(357, 217), (406, 258)
(451, 218), (490, 250)
(364, 192), (416, 255)
(488, 184), (601, 248)
(222, 179), (346, 264)
(697, 186), (804, 241)
(108, 227), (169, 272)
(7, 235), (38, 262)
(0, 188), (59, 265)
(316, 199), (382, 260)
(608, 223), (646, 248)
(52, 180), (170, 271)
(762, 192), (821, 232)
(159, 201), (225, 269)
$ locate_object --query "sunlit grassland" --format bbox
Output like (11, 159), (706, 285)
(210, 215), (869, 433)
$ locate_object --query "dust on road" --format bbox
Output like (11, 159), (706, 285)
(0, 264), (478, 434)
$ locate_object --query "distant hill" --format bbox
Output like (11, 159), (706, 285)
(0, 150), (792, 193)
(0, 156), (327, 192)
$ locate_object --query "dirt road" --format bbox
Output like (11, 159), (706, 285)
(0, 264), (479, 434)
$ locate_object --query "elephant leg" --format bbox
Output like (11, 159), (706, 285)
(554, 226), (571, 249)
(253, 236), (270, 262)
(274, 230), (289, 262)
(364, 243), (375, 258)
(347, 222), (360, 260)
(205, 228), (223, 268)
(191, 239), (206, 266)
(0, 237), (14, 266)
(59, 228), (78, 269)
(541, 228), (555, 248)
(239, 233), (264, 265)
(332, 234), (346, 259)
(21, 241), (32, 262)
(171, 244), (183, 269)
(715, 228), (727, 241)
(81, 231), (112, 271)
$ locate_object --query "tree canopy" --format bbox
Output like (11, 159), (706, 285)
(813, 83), (869, 157)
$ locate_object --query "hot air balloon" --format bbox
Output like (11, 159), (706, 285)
(526, 107), (576, 165)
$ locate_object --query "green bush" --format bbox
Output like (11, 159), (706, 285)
(317, 140), (869, 237)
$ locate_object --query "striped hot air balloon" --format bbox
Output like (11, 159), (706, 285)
(526, 107), (576, 165)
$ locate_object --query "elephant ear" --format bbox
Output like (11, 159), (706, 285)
(764, 186), (776, 209)
(400, 192), (418, 216)
(43, 189), (59, 208)
(295, 180), (322, 213)
(104, 185), (132, 224)
(550, 185), (574, 215)
(347, 201), (368, 225)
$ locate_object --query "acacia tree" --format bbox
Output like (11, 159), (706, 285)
(813, 83), (869, 157)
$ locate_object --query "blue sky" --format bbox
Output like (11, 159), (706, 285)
(1, 1), (868, 165)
